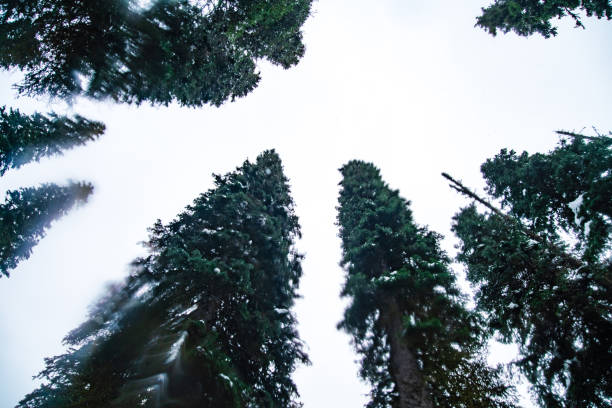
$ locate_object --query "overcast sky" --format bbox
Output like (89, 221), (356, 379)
(0, 1), (611, 407)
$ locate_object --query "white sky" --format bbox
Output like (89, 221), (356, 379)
(0, 1), (610, 407)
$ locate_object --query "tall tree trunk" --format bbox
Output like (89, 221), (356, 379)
(383, 297), (432, 408)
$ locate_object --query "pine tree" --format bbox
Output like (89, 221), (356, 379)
(0, 181), (93, 277)
(0, 0), (312, 107)
(450, 131), (612, 407)
(0, 106), (105, 176)
(337, 160), (517, 408)
(0, 106), (101, 278)
(17, 150), (308, 407)
(476, 0), (612, 38)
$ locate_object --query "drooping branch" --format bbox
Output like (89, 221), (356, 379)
(563, 7), (585, 28)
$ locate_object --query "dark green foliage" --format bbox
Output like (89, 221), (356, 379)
(337, 161), (517, 408)
(480, 132), (612, 261)
(0, 0), (312, 106)
(18, 150), (308, 408)
(0, 181), (93, 277)
(452, 132), (612, 407)
(476, 0), (612, 37)
(0, 106), (105, 175)
(0, 107), (100, 278)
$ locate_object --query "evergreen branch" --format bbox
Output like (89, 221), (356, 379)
(563, 7), (585, 28)
(555, 130), (611, 141)
(442, 172), (583, 269)
(441, 173), (507, 219)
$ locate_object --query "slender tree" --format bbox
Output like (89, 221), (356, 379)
(0, 0), (312, 107)
(337, 160), (517, 408)
(0, 106), (105, 176)
(18, 150), (308, 407)
(450, 131), (612, 407)
(476, 0), (612, 37)
(0, 181), (93, 277)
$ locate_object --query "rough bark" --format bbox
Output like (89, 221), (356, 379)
(383, 297), (432, 408)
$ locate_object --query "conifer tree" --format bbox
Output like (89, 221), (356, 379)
(476, 0), (612, 37)
(450, 131), (612, 407)
(0, 181), (93, 277)
(337, 160), (517, 408)
(0, 0), (312, 107)
(17, 150), (308, 407)
(0, 106), (105, 176)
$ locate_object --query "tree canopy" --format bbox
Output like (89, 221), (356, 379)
(17, 150), (308, 407)
(451, 131), (612, 406)
(0, 182), (93, 277)
(476, 0), (612, 37)
(337, 160), (517, 408)
(0, 0), (312, 106)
